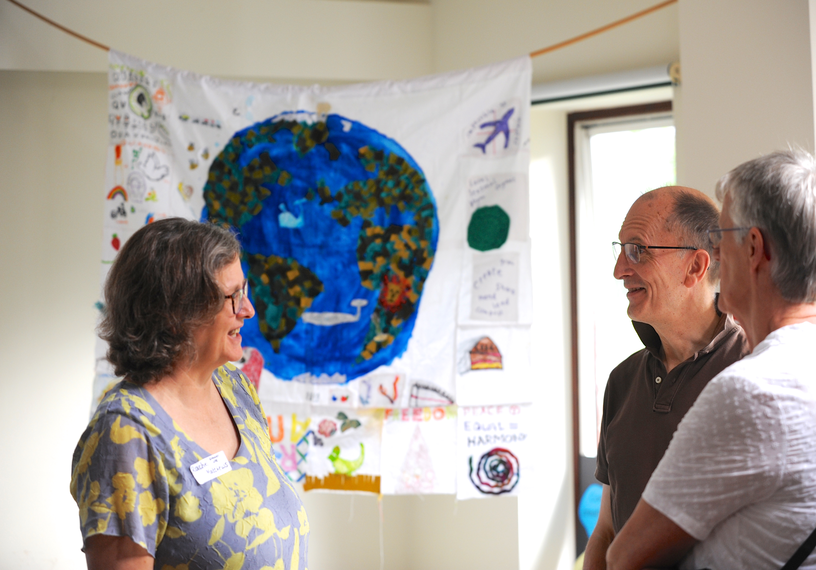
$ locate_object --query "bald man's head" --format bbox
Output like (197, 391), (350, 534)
(636, 186), (720, 282)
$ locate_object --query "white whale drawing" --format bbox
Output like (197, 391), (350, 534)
(278, 200), (305, 229)
(302, 299), (368, 326)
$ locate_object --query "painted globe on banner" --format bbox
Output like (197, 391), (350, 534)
(202, 112), (439, 383)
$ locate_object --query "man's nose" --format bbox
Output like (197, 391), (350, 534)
(613, 249), (631, 280)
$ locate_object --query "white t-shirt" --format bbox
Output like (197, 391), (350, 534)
(643, 322), (816, 570)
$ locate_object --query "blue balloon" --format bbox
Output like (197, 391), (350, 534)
(578, 483), (603, 536)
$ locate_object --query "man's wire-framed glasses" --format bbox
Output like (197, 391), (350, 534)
(707, 227), (751, 249)
(612, 242), (697, 265)
(225, 279), (248, 314)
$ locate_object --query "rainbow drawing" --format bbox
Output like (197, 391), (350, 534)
(107, 186), (128, 201)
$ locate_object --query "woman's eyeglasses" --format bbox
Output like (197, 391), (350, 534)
(225, 279), (248, 314)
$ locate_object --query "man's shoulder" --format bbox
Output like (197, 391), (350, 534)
(759, 321), (816, 353)
(711, 326), (816, 399)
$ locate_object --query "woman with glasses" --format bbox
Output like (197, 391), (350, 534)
(70, 218), (309, 570)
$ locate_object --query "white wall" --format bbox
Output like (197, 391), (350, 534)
(522, 103), (574, 570)
(1, 0), (680, 84)
(675, 0), (815, 194)
(0, 0), (434, 82)
(0, 70), (108, 570)
(430, 0), (679, 84)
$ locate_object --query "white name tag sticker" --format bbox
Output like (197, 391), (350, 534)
(190, 451), (232, 485)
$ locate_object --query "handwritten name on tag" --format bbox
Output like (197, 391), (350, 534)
(190, 451), (232, 484)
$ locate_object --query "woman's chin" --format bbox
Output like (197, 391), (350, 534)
(225, 338), (244, 363)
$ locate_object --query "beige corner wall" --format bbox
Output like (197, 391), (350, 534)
(430, 0), (679, 83)
(0, 0), (434, 82)
(0, 70), (108, 570)
(2, 0), (680, 84)
(675, 0), (815, 195)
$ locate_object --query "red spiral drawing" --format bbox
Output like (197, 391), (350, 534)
(469, 447), (520, 495)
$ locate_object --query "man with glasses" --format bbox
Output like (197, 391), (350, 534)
(584, 186), (750, 570)
(608, 150), (816, 570)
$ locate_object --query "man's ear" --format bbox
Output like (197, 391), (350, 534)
(684, 249), (711, 287)
(747, 227), (769, 270)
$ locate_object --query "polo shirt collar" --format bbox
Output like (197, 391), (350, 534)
(632, 302), (739, 361)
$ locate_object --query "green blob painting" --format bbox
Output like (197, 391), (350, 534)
(467, 205), (510, 251)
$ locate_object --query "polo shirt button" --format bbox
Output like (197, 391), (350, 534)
(655, 376), (663, 384)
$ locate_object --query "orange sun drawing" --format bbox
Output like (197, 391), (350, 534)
(379, 273), (411, 312)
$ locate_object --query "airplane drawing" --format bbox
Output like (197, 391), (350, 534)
(301, 299), (368, 326)
(473, 108), (515, 153)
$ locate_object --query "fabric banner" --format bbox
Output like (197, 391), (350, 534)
(96, 50), (532, 496)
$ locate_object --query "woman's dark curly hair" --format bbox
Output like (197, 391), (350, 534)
(99, 218), (241, 385)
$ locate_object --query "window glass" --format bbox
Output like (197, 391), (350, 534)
(576, 120), (676, 457)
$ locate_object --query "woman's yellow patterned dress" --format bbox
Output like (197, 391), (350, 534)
(70, 363), (309, 570)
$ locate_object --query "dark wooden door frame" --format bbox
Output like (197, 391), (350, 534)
(567, 101), (673, 552)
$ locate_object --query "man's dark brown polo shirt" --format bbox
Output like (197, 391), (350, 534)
(595, 313), (750, 532)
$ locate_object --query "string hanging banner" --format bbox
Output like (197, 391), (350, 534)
(96, 50), (533, 497)
(6, 0), (677, 60)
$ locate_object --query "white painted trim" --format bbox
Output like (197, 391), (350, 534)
(532, 64), (673, 104)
